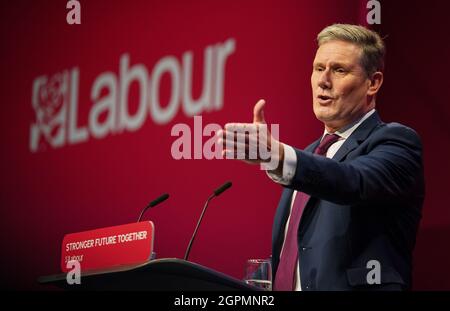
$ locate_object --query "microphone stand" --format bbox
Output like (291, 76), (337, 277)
(184, 193), (215, 261)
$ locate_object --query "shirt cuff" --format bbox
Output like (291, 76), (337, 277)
(266, 144), (297, 186)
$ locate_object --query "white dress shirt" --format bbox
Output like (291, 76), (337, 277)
(267, 109), (376, 290)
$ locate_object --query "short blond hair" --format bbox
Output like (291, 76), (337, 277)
(317, 24), (385, 76)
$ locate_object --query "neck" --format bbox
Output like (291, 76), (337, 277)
(324, 108), (374, 133)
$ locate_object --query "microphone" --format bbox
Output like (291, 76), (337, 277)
(213, 181), (232, 196)
(184, 181), (232, 261)
(137, 193), (169, 222)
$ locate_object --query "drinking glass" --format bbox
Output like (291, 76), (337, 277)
(243, 258), (272, 290)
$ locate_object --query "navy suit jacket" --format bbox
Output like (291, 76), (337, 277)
(272, 112), (424, 290)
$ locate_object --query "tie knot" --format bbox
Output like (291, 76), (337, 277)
(314, 133), (340, 155)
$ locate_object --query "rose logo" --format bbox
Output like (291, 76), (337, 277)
(31, 71), (68, 151)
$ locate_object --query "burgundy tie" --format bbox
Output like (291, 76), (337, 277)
(274, 133), (340, 290)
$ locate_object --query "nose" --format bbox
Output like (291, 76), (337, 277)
(317, 69), (332, 90)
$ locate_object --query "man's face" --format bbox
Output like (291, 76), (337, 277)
(311, 40), (372, 131)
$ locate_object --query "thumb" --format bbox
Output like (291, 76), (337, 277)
(253, 99), (266, 124)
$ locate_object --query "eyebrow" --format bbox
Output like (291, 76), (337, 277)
(313, 61), (353, 68)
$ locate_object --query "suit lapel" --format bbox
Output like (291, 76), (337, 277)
(331, 139), (359, 162)
(332, 111), (383, 162)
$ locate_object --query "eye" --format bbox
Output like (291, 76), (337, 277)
(334, 68), (346, 74)
(314, 66), (324, 72)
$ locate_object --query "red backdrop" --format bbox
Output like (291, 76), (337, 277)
(0, 0), (449, 290)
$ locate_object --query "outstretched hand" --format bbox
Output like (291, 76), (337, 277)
(217, 99), (284, 175)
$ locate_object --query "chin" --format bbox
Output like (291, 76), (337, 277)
(313, 108), (336, 123)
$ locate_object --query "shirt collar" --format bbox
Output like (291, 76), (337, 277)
(322, 109), (376, 140)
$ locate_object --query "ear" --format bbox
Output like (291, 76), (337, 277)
(367, 71), (383, 96)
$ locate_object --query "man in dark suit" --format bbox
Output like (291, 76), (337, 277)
(219, 24), (424, 290)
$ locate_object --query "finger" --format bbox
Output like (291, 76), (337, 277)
(221, 131), (267, 148)
(253, 99), (266, 124)
(223, 141), (262, 161)
(224, 123), (257, 132)
(220, 126), (257, 141)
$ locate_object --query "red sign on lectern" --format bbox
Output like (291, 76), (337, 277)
(61, 221), (154, 272)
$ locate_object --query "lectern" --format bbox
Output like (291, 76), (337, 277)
(38, 258), (260, 291)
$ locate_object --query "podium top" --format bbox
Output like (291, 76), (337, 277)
(38, 258), (261, 291)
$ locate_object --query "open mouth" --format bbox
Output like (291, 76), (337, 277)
(318, 95), (333, 100)
(317, 95), (333, 104)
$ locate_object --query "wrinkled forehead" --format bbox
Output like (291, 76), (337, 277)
(314, 40), (363, 66)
